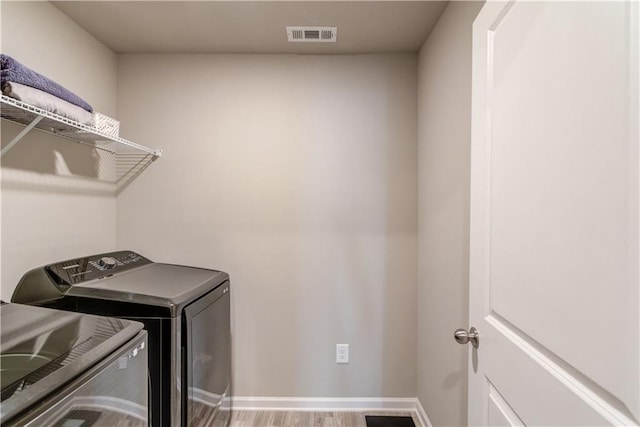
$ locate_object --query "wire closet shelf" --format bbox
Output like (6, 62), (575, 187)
(0, 95), (162, 188)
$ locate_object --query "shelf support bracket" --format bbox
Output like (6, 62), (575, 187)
(1, 115), (44, 158)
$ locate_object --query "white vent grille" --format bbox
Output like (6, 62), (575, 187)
(286, 26), (337, 43)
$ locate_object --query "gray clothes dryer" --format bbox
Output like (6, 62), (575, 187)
(11, 250), (231, 427)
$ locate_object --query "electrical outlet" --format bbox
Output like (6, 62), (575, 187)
(336, 344), (349, 364)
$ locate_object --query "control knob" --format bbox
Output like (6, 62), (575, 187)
(98, 257), (117, 269)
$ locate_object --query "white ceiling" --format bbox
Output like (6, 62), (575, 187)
(52, 1), (448, 54)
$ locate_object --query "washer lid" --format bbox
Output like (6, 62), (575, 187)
(0, 303), (143, 423)
(67, 263), (229, 314)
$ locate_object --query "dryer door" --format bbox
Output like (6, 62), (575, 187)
(183, 282), (230, 427)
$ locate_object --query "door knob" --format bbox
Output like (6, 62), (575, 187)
(454, 327), (479, 348)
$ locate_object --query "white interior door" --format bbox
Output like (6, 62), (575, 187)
(468, 1), (639, 426)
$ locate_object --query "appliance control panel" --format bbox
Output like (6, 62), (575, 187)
(45, 251), (152, 286)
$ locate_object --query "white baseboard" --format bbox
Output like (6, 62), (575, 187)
(231, 396), (431, 427)
(231, 396), (416, 412)
(416, 398), (433, 427)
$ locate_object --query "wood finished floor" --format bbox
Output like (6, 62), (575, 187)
(229, 410), (420, 427)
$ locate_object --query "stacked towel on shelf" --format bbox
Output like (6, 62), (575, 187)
(2, 81), (95, 126)
(1, 54), (93, 112)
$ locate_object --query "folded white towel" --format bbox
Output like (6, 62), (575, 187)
(2, 81), (95, 127)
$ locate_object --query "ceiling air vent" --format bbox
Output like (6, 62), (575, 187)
(286, 26), (337, 43)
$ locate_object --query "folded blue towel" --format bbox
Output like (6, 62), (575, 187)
(1, 54), (93, 112)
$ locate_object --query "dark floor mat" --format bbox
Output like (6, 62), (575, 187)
(365, 415), (416, 427)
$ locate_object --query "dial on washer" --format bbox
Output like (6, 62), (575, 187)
(98, 257), (117, 269)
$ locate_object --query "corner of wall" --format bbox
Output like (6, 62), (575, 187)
(416, 1), (485, 426)
(0, 1), (119, 299)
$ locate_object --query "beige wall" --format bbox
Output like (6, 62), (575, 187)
(116, 53), (418, 397)
(417, 2), (484, 425)
(0, 1), (118, 298)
